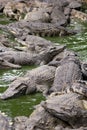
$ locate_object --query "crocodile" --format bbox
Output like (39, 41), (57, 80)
(48, 51), (83, 94)
(0, 45), (66, 65)
(46, 49), (87, 97)
(0, 65), (56, 99)
(0, 21), (76, 38)
(48, 49), (78, 66)
(0, 57), (21, 69)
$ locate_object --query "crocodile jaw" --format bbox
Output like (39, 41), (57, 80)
(0, 58), (21, 69)
(0, 81), (27, 100)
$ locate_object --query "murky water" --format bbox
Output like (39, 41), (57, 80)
(0, 14), (87, 118)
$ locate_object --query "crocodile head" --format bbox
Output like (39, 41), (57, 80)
(0, 78), (28, 100)
(40, 45), (66, 64)
(0, 77), (36, 100)
(0, 57), (21, 69)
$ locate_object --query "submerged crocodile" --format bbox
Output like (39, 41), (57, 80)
(0, 45), (66, 65)
(0, 65), (56, 99)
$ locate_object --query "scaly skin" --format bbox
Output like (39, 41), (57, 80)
(49, 54), (82, 93)
(0, 57), (21, 69)
(0, 45), (66, 65)
(0, 65), (56, 99)
(0, 21), (75, 37)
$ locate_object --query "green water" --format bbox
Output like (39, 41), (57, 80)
(0, 14), (87, 118)
(0, 66), (45, 118)
(0, 92), (45, 118)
